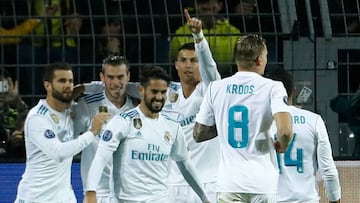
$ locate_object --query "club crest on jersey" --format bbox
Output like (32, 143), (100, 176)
(283, 96), (289, 105)
(44, 129), (55, 139)
(169, 92), (179, 103)
(133, 118), (142, 129)
(164, 131), (171, 142)
(50, 114), (59, 124)
(102, 130), (113, 141)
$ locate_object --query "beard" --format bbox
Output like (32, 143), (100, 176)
(144, 96), (165, 113)
(52, 88), (73, 103)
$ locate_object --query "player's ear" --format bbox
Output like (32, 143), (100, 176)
(99, 72), (105, 82)
(139, 85), (144, 97)
(44, 81), (51, 91)
(126, 72), (130, 82)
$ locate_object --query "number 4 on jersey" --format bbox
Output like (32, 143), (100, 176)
(277, 133), (304, 173)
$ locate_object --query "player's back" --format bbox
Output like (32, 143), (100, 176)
(277, 106), (328, 202)
(207, 71), (289, 194)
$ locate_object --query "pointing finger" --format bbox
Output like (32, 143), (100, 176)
(184, 9), (191, 23)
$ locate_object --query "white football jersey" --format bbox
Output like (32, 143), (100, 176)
(87, 107), (189, 202)
(16, 99), (95, 202)
(276, 106), (341, 202)
(196, 71), (290, 194)
(165, 38), (221, 186)
(73, 91), (135, 196)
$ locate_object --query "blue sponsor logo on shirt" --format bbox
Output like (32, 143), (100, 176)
(102, 130), (113, 141)
(44, 129), (55, 139)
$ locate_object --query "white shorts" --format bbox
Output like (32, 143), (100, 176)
(217, 192), (277, 203)
(168, 182), (217, 203)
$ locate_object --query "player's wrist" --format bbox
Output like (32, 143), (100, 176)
(90, 129), (99, 136)
(192, 30), (204, 42)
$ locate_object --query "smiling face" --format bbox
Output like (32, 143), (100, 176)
(46, 69), (74, 103)
(100, 63), (130, 100)
(140, 79), (168, 114)
(175, 49), (201, 84)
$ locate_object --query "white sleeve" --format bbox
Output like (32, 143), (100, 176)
(86, 115), (126, 191)
(86, 147), (113, 191)
(316, 116), (341, 202)
(73, 99), (91, 137)
(195, 82), (215, 126)
(26, 115), (95, 162)
(270, 81), (291, 115)
(176, 159), (209, 202)
(196, 38), (221, 86)
(83, 81), (105, 94)
(170, 124), (189, 161)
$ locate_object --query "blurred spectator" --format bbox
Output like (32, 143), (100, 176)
(96, 17), (122, 62)
(170, 0), (240, 77)
(224, 0), (257, 32)
(0, 4), (58, 45)
(0, 68), (28, 159)
(18, 0), (84, 104)
(80, 0), (142, 82)
(330, 86), (360, 158)
(80, 16), (124, 82)
(225, 0), (281, 62)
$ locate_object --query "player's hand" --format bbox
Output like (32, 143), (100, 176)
(184, 9), (202, 34)
(4, 77), (19, 104)
(274, 140), (286, 153)
(72, 84), (85, 99)
(90, 112), (111, 135)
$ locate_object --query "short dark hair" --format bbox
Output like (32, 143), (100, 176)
(265, 68), (294, 97)
(139, 65), (171, 87)
(43, 62), (72, 82)
(178, 43), (195, 53)
(102, 54), (129, 72)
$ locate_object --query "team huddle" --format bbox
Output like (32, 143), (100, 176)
(14, 10), (341, 203)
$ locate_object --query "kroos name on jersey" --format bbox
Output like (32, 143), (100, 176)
(226, 84), (255, 95)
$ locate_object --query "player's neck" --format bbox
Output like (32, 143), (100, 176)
(46, 96), (69, 112)
(106, 93), (126, 108)
(139, 103), (159, 119)
(181, 80), (199, 98)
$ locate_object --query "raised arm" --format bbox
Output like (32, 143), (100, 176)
(27, 112), (109, 162)
(184, 9), (221, 86)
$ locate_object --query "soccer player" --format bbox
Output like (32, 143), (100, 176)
(194, 35), (293, 203)
(14, 62), (110, 203)
(265, 68), (341, 203)
(73, 55), (138, 202)
(166, 9), (221, 203)
(84, 66), (210, 203)
(79, 9), (221, 203)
